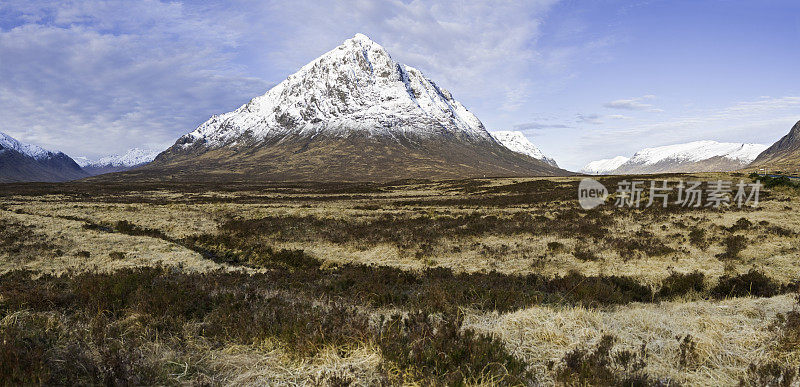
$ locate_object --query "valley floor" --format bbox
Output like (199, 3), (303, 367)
(1, 173), (799, 385)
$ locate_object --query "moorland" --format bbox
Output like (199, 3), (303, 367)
(1, 173), (799, 385)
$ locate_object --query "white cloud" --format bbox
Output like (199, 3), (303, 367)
(576, 113), (602, 124)
(0, 0), (571, 158)
(0, 0), (268, 158)
(603, 95), (662, 111)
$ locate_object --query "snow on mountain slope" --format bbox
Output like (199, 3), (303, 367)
(179, 33), (492, 150)
(490, 131), (558, 167)
(627, 141), (767, 165)
(0, 130), (87, 182)
(79, 148), (162, 176)
(584, 140), (769, 175)
(86, 148), (161, 168)
(0, 131), (54, 160)
(580, 156), (630, 175)
(142, 33), (565, 182)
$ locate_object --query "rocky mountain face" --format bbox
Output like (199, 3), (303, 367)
(490, 131), (558, 167)
(78, 148), (162, 176)
(750, 120), (800, 172)
(0, 131), (87, 182)
(582, 141), (768, 175)
(131, 34), (566, 182)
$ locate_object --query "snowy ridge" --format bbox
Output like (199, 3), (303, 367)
(82, 148), (161, 168)
(180, 33), (492, 149)
(0, 131), (55, 160)
(581, 140), (769, 175)
(490, 131), (558, 167)
(580, 156), (630, 175)
(628, 141), (768, 165)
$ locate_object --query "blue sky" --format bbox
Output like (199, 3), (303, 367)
(0, 0), (798, 170)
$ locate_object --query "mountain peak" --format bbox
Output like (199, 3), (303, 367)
(338, 33), (385, 54)
(79, 147), (163, 176)
(0, 131), (54, 160)
(179, 33), (490, 149)
(490, 131), (558, 167)
(350, 33), (375, 44)
(85, 147), (162, 168)
(629, 140), (767, 165)
(143, 34), (566, 181)
(0, 130), (87, 182)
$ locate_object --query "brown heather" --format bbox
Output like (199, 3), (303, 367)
(1, 172), (799, 385)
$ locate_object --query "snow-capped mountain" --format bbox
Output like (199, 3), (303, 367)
(179, 33), (490, 148)
(580, 156), (630, 175)
(79, 148), (162, 175)
(0, 131), (87, 182)
(143, 33), (565, 181)
(490, 131), (558, 167)
(0, 132), (52, 160)
(584, 140), (768, 175)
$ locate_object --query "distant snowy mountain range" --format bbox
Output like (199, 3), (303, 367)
(0, 131), (87, 182)
(0, 132), (53, 160)
(0, 130), (161, 182)
(490, 131), (558, 167)
(76, 148), (162, 175)
(581, 140), (768, 175)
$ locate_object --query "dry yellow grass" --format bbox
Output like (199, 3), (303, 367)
(467, 295), (799, 386)
(0, 209), (223, 274)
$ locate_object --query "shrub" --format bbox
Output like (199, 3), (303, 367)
(547, 241), (566, 252)
(678, 335), (699, 369)
(688, 227), (707, 249)
(740, 361), (797, 387)
(658, 271), (705, 299)
(712, 269), (780, 298)
(248, 247), (322, 270)
(378, 312), (532, 385)
(573, 246), (600, 262)
(555, 335), (657, 386)
(771, 310), (800, 354)
(0, 219), (57, 262)
(756, 174), (800, 190)
(716, 235), (748, 261)
(0, 312), (165, 385)
(728, 218), (753, 232)
(181, 233), (321, 270)
(75, 250), (91, 259)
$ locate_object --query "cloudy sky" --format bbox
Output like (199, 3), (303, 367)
(1, 0), (798, 170)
